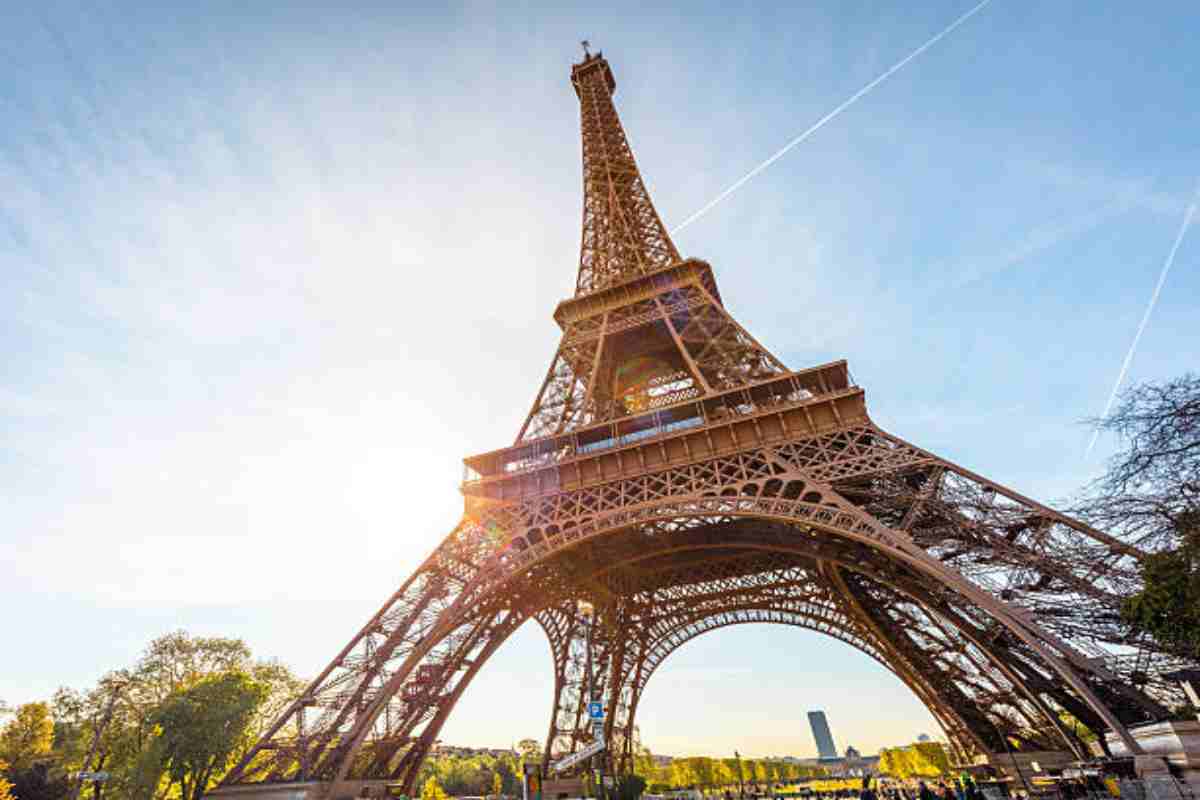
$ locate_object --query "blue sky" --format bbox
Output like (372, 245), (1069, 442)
(2, 0), (1198, 758)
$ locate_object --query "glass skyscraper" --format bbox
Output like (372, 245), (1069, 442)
(807, 711), (839, 761)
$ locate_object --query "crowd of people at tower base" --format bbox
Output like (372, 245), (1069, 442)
(708, 772), (1125, 800)
(862, 775), (982, 800)
(719, 775), (986, 800)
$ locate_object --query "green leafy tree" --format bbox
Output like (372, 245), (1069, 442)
(1121, 516), (1200, 659)
(49, 632), (303, 800)
(878, 748), (907, 779)
(433, 755), (476, 796)
(6, 763), (70, 800)
(669, 759), (694, 789)
(143, 671), (270, 800)
(0, 760), (14, 800)
(632, 743), (657, 784)
(517, 739), (541, 763)
(720, 758), (741, 791)
(616, 773), (646, 800)
(713, 760), (734, 788)
(422, 777), (449, 800)
(879, 744), (949, 779)
(0, 704), (66, 800)
(135, 633), (253, 702)
(495, 752), (520, 795)
(910, 743), (950, 776)
(0, 703), (54, 771)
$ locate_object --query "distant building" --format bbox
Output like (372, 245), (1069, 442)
(807, 711), (839, 761)
(845, 746), (861, 761)
(652, 754), (674, 767)
(917, 734), (932, 743)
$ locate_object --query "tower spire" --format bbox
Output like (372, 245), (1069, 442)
(571, 52), (680, 295)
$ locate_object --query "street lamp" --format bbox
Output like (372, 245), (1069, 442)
(577, 600), (606, 800)
(71, 674), (129, 800)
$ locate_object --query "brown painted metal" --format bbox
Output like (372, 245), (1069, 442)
(219, 52), (1195, 799)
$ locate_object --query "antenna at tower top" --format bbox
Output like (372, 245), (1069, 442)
(581, 40), (591, 57)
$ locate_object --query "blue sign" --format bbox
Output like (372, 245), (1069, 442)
(587, 701), (604, 720)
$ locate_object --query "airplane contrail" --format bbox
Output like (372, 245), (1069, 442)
(671, 0), (995, 234)
(1085, 178), (1200, 458)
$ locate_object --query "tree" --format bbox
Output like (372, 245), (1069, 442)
(691, 758), (716, 790)
(1077, 373), (1199, 551)
(238, 662), (307, 757)
(135, 633), (254, 703)
(46, 632), (303, 800)
(879, 748), (914, 779)
(422, 777), (450, 800)
(1121, 515), (1200, 659)
(1075, 374), (1200, 658)
(632, 742), (657, 783)
(909, 743), (950, 777)
(143, 671), (270, 800)
(879, 744), (949, 779)
(517, 739), (541, 764)
(720, 759), (741, 791)
(0, 762), (12, 800)
(669, 759), (695, 789)
(713, 760), (734, 788)
(7, 763), (70, 800)
(616, 774), (646, 800)
(0, 703), (55, 771)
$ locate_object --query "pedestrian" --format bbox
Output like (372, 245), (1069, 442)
(917, 783), (935, 800)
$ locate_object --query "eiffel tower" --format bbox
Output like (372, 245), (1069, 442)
(216, 51), (1188, 800)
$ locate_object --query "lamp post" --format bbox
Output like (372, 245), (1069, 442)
(71, 675), (128, 800)
(578, 600), (606, 800)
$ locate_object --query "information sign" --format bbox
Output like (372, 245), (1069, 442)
(76, 772), (111, 782)
(549, 739), (605, 774)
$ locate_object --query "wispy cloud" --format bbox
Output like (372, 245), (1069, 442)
(923, 171), (1170, 295)
(671, 0), (995, 233)
(1085, 176), (1200, 456)
(1, 41), (578, 615)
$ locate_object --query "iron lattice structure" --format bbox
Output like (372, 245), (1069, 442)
(221, 53), (1193, 798)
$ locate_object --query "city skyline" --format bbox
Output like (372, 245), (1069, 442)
(3, 0), (1199, 761)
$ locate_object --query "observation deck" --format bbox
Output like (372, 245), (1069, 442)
(462, 360), (865, 502)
